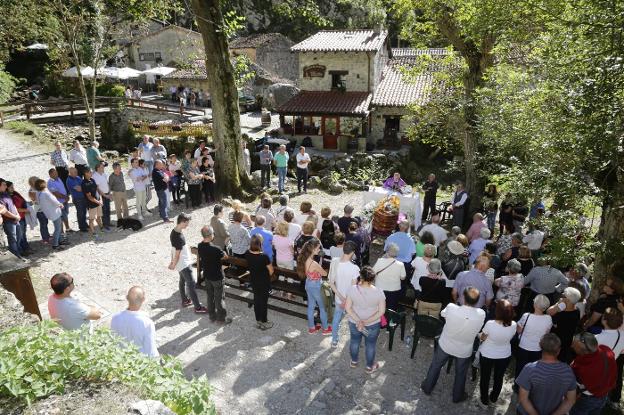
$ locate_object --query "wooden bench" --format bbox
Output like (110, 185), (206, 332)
(192, 249), (309, 320)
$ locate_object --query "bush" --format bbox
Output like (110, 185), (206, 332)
(0, 322), (214, 414)
(43, 76), (78, 98)
(5, 120), (44, 138)
(0, 68), (16, 104)
(96, 83), (126, 97)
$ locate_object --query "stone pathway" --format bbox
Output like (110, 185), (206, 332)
(0, 128), (518, 415)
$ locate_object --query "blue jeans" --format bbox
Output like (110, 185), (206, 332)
(102, 196), (111, 227)
(331, 305), (346, 344)
(421, 342), (471, 402)
(51, 217), (62, 247)
(3, 220), (21, 257)
(277, 167), (287, 192)
(348, 321), (381, 368)
(305, 279), (328, 329)
(37, 211), (50, 241)
(156, 189), (169, 220)
(61, 200), (69, 221)
(570, 395), (608, 415)
(74, 198), (88, 231)
(486, 211), (496, 231)
(17, 218), (29, 251)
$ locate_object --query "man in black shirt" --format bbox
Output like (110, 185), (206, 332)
(197, 225), (232, 324)
(421, 173), (439, 222)
(338, 205), (359, 234)
(152, 160), (170, 223)
(82, 169), (103, 238)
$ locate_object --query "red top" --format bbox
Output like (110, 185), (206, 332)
(571, 344), (617, 397)
(11, 193), (27, 220)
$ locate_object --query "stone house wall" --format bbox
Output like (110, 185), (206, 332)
(369, 106), (411, 142)
(255, 39), (298, 81)
(128, 28), (204, 70)
(298, 52), (372, 92)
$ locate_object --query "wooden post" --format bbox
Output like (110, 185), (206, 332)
(70, 103), (74, 120)
(25, 104), (31, 120)
(0, 111), (3, 127)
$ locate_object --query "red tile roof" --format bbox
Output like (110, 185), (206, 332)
(391, 48), (448, 58)
(277, 91), (372, 116)
(291, 30), (388, 53)
(372, 50), (451, 107)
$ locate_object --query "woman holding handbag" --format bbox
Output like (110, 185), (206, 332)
(513, 294), (552, 389)
(478, 299), (517, 407)
(345, 266), (386, 374)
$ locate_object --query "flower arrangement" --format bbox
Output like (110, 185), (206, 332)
(376, 195), (400, 216)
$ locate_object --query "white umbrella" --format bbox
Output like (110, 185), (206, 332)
(142, 66), (176, 76)
(100, 66), (142, 80)
(62, 66), (95, 78)
(25, 43), (48, 50)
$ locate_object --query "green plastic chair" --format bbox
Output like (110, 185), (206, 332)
(385, 308), (406, 351)
(411, 314), (444, 359)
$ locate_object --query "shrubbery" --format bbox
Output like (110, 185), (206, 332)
(96, 83), (126, 97)
(0, 67), (16, 104)
(0, 321), (214, 414)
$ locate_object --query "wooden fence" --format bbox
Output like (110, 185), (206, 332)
(128, 121), (212, 137)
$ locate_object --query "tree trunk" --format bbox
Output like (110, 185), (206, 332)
(190, 0), (250, 198)
(592, 170), (624, 297)
(461, 61), (486, 218)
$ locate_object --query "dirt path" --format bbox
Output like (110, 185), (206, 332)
(0, 128), (516, 415)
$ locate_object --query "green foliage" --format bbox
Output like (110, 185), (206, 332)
(232, 55), (255, 88)
(0, 67), (16, 104)
(5, 121), (44, 138)
(96, 83), (126, 97)
(0, 322), (214, 414)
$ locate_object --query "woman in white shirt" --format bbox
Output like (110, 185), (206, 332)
(411, 244), (441, 290)
(513, 294), (552, 385)
(596, 307), (624, 404)
(34, 179), (64, 249)
(478, 299), (517, 407)
(373, 243), (406, 312)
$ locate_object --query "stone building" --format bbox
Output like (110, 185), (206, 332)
(277, 30), (449, 150)
(277, 30), (389, 150)
(229, 33), (298, 81)
(125, 25), (204, 70)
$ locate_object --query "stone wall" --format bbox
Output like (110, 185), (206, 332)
(256, 39), (298, 81)
(128, 28), (204, 70)
(298, 52), (372, 92)
(369, 106), (412, 142)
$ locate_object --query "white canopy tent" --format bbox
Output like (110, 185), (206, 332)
(141, 66), (176, 76)
(61, 66), (95, 78)
(100, 67), (142, 80)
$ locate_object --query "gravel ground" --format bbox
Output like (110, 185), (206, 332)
(0, 128), (518, 415)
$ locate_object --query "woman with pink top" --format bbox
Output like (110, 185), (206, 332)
(297, 239), (331, 335)
(273, 221), (294, 269)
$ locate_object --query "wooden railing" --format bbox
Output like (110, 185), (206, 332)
(0, 96), (200, 125)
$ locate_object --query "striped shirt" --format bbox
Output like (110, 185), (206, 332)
(516, 361), (576, 415)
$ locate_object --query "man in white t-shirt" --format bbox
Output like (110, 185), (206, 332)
(283, 210), (301, 243)
(129, 158), (150, 219)
(421, 286), (485, 403)
(91, 162), (112, 231)
(329, 241), (359, 347)
(419, 213), (448, 247)
(138, 135), (154, 173)
(295, 146), (311, 194)
(168, 213), (208, 314)
(194, 141), (207, 160)
(111, 286), (159, 358)
(48, 272), (102, 330)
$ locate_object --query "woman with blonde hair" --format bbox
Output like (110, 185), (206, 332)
(231, 199), (252, 227)
(28, 176), (50, 244)
(297, 239), (331, 335)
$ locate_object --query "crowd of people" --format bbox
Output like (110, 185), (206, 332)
(1, 135), (623, 413)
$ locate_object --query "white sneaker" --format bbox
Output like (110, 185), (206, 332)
(137, 215), (144, 221)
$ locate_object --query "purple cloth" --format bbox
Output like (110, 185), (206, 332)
(0, 192), (19, 221)
(383, 177), (407, 190)
(47, 178), (67, 203)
